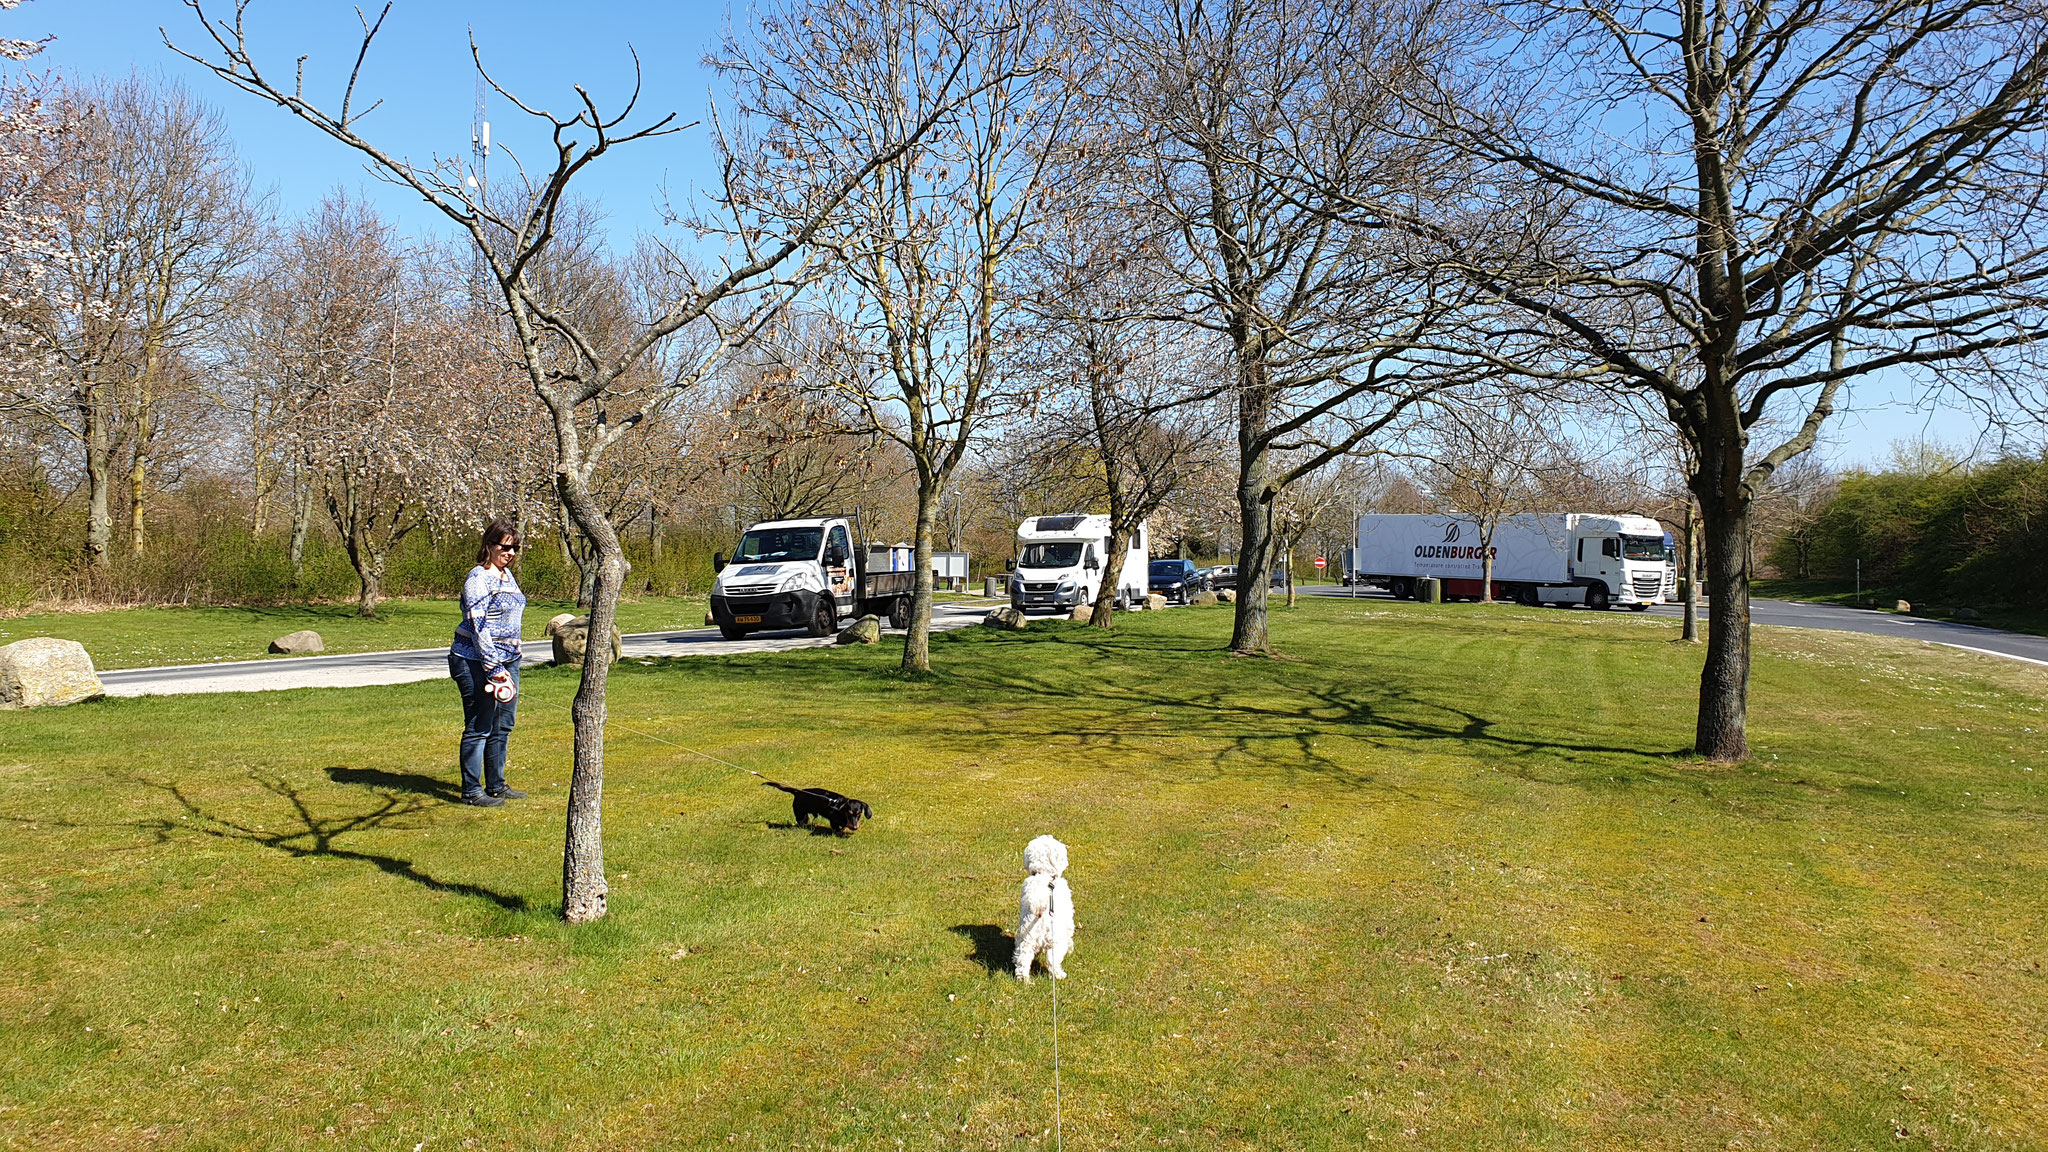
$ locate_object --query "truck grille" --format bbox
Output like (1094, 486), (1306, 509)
(1632, 573), (1663, 599)
(1023, 582), (1059, 593)
(722, 583), (776, 597)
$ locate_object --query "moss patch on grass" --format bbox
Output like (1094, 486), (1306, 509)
(1, 599), (2043, 1149)
(0, 596), (711, 670)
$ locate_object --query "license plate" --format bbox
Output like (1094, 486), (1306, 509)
(734, 615), (762, 624)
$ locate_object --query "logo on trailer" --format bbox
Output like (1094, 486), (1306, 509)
(1442, 522), (1461, 543)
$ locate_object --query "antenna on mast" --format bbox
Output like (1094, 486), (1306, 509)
(468, 76), (490, 314)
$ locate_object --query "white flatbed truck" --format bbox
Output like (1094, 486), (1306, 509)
(1355, 512), (1675, 610)
(710, 516), (918, 640)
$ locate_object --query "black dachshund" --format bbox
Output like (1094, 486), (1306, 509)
(763, 781), (873, 834)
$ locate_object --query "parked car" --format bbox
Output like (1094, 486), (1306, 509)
(1148, 558), (1206, 603)
(1208, 564), (1238, 590)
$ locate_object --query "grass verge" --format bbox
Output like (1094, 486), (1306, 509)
(2, 598), (2044, 1149)
(0, 596), (711, 670)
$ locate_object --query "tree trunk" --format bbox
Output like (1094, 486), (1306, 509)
(558, 470), (625, 925)
(1694, 485), (1752, 761)
(128, 440), (148, 554)
(1479, 526), (1496, 603)
(902, 480), (940, 674)
(1230, 478), (1276, 654)
(1681, 499), (1699, 642)
(1090, 522), (1133, 629)
(1285, 538), (1297, 607)
(348, 533), (384, 618)
(288, 471), (312, 585)
(83, 385), (113, 569)
(649, 507), (663, 563)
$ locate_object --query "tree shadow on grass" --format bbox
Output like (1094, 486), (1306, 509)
(326, 765), (461, 802)
(949, 923), (1014, 976)
(129, 772), (527, 911)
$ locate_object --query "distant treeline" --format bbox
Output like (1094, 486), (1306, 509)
(1767, 454), (2048, 608)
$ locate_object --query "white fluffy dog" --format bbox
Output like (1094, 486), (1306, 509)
(1013, 835), (1074, 981)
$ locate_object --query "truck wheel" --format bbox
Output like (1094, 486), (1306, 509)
(1586, 583), (1610, 611)
(718, 624), (748, 641)
(1391, 577), (1414, 600)
(808, 600), (836, 638)
(889, 597), (910, 630)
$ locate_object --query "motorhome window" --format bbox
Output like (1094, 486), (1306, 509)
(1621, 535), (1668, 561)
(733, 527), (824, 563)
(1019, 542), (1083, 568)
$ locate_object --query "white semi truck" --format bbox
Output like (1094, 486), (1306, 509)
(710, 515), (918, 640)
(1008, 514), (1150, 615)
(1354, 512), (1675, 610)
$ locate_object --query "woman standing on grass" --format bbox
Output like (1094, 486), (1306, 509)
(449, 520), (529, 807)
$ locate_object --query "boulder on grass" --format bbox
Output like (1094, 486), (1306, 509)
(268, 630), (324, 655)
(549, 615), (622, 667)
(1146, 593), (1167, 611)
(837, 615), (882, 645)
(1217, 589), (1237, 603)
(1955, 606), (1982, 622)
(0, 637), (104, 709)
(1066, 605), (1095, 622)
(1894, 600), (1912, 614)
(982, 606), (1027, 630)
(1190, 590), (1219, 606)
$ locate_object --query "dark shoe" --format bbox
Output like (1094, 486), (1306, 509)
(461, 792), (505, 807)
(487, 786), (528, 800)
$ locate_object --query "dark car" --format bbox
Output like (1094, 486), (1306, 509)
(1148, 558), (1206, 603)
(1208, 564), (1238, 590)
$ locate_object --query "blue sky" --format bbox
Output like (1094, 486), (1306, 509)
(14, 0), (2014, 467)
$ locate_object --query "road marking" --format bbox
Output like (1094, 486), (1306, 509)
(1938, 643), (2048, 669)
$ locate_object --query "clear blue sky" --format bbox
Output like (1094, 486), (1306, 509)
(14, 0), (2016, 467)
(23, 0), (727, 240)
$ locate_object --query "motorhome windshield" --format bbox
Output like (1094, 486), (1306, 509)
(733, 527), (824, 563)
(1622, 535), (1671, 561)
(1018, 542), (1083, 569)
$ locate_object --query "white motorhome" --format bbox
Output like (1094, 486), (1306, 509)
(1009, 514), (1150, 614)
(1355, 513), (1676, 610)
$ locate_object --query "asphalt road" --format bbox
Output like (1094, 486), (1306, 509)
(98, 598), (1009, 698)
(1296, 583), (2048, 667)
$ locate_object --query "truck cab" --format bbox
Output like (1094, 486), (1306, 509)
(710, 516), (916, 640)
(1010, 514), (1149, 615)
(1566, 516), (1675, 610)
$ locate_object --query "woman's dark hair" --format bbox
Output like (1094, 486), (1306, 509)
(477, 519), (522, 565)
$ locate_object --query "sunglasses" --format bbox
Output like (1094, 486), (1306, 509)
(497, 541), (521, 553)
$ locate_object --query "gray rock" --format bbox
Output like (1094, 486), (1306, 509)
(982, 606), (1027, 630)
(1216, 589), (1237, 603)
(1146, 593), (1167, 611)
(0, 637), (104, 709)
(1954, 606), (1982, 622)
(268, 629), (324, 655)
(837, 615), (883, 644)
(1190, 590), (1219, 606)
(549, 614), (622, 667)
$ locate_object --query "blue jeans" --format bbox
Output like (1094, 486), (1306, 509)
(449, 655), (518, 797)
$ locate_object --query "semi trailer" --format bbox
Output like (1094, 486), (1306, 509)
(1354, 513), (1675, 610)
(709, 515), (918, 640)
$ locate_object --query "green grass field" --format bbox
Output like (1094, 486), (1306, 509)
(3, 599), (2043, 1149)
(0, 597), (712, 670)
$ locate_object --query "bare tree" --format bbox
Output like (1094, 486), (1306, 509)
(1297, 0), (2048, 757)
(172, 0), (978, 921)
(1080, 0), (1488, 655)
(728, 0), (1075, 672)
(1416, 396), (1570, 602)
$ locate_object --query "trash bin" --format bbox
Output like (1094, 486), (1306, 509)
(984, 575), (1004, 597)
(1418, 576), (1442, 604)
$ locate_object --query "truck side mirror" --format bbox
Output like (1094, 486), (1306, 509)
(1005, 558), (1015, 571)
(713, 552), (725, 571)
(826, 546), (847, 565)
